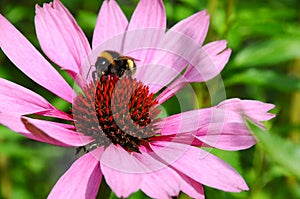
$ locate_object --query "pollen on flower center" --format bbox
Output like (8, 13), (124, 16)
(73, 75), (160, 152)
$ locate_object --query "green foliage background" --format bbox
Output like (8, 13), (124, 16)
(0, 0), (300, 198)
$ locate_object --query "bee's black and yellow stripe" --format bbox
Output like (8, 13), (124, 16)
(95, 50), (136, 79)
(97, 50), (120, 66)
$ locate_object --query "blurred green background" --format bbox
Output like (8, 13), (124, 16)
(0, 0), (300, 198)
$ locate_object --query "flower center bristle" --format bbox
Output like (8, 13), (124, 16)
(73, 75), (159, 152)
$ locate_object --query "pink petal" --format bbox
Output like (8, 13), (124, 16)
(101, 145), (185, 198)
(155, 40), (231, 104)
(22, 117), (92, 147)
(218, 98), (276, 126)
(101, 167), (140, 198)
(0, 113), (91, 147)
(140, 156), (205, 198)
(100, 145), (142, 197)
(0, 14), (73, 103)
(86, 0), (131, 81)
(92, 0), (128, 49)
(0, 78), (72, 120)
(152, 142), (249, 192)
(124, 0), (166, 79)
(156, 99), (275, 150)
(170, 10), (209, 46)
(202, 40), (231, 71)
(148, 141), (245, 194)
(203, 40), (228, 54)
(138, 11), (210, 93)
(0, 113), (42, 141)
(155, 75), (188, 105)
(48, 147), (103, 199)
(136, 61), (183, 94)
(136, 35), (198, 93)
(140, 167), (182, 198)
(193, 122), (257, 150)
(183, 40), (231, 82)
(180, 176), (205, 199)
(35, 0), (91, 76)
(128, 0), (166, 30)
(158, 107), (225, 135)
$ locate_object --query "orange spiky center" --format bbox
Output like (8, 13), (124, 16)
(73, 75), (160, 152)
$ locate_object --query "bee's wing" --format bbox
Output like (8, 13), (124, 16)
(118, 56), (140, 62)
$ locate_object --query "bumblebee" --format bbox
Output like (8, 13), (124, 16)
(93, 50), (137, 80)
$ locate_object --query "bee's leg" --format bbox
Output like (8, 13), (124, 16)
(92, 71), (98, 85)
(75, 146), (88, 155)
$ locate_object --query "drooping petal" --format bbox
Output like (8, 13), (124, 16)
(156, 99), (275, 150)
(101, 145), (180, 198)
(151, 142), (248, 192)
(158, 106), (231, 135)
(193, 122), (257, 150)
(0, 113), (91, 147)
(0, 113), (43, 141)
(101, 145), (196, 198)
(21, 117), (92, 147)
(217, 98), (276, 127)
(140, 152), (205, 199)
(101, 167), (140, 198)
(139, 152), (206, 199)
(48, 147), (103, 199)
(100, 145), (142, 197)
(35, 0), (91, 76)
(175, 146), (249, 192)
(0, 78), (72, 120)
(92, 0), (128, 49)
(0, 14), (73, 103)
(140, 166), (182, 199)
(180, 176), (205, 199)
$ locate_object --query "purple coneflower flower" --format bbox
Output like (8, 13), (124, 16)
(0, 0), (275, 198)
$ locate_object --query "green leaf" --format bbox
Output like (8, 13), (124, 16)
(77, 11), (97, 34)
(97, 179), (111, 199)
(208, 148), (242, 174)
(232, 38), (300, 68)
(249, 122), (300, 180)
(5, 6), (31, 23)
(127, 190), (151, 199)
(109, 190), (151, 199)
(225, 69), (300, 92)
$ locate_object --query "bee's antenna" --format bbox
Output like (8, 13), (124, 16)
(86, 64), (95, 80)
